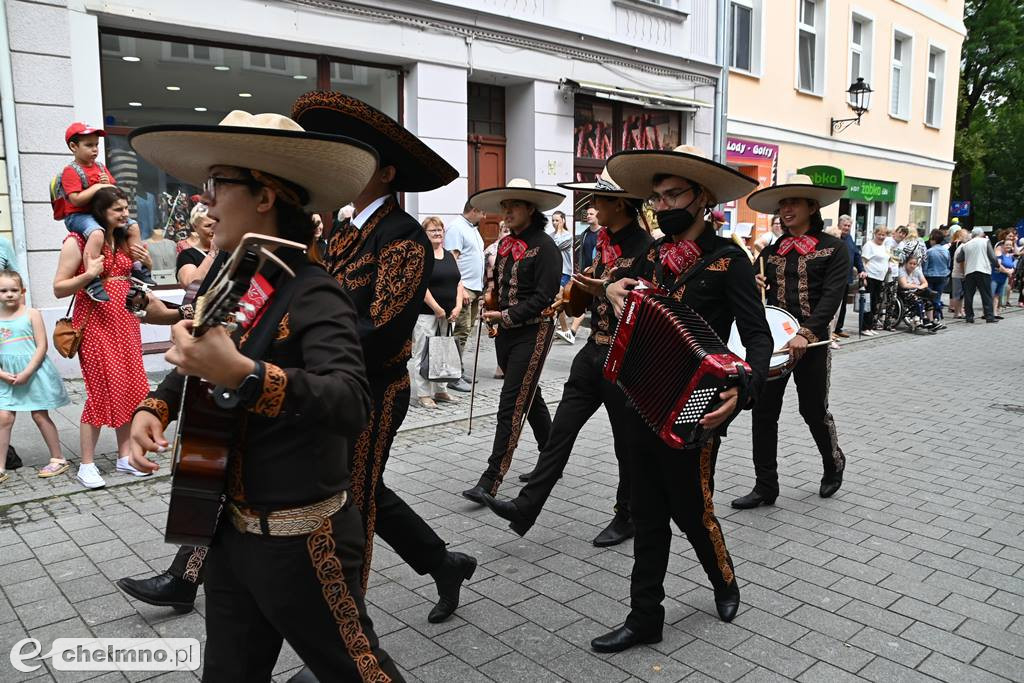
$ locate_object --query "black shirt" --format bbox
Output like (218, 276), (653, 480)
(137, 249), (371, 508)
(422, 251), (461, 316)
(589, 220), (654, 345)
(175, 246), (206, 276)
(757, 226), (850, 344)
(492, 222), (562, 329)
(634, 224), (773, 406)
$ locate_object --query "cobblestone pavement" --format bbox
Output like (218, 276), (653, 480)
(0, 311), (1022, 681)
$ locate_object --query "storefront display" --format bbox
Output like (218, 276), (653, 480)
(725, 136), (778, 235)
(840, 176), (897, 244)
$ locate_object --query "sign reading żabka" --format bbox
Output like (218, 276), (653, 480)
(726, 137), (778, 160)
(846, 176), (896, 203)
(798, 165), (845, 187)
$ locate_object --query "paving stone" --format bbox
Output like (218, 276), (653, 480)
(953, 616), (1024, 657)
(510, 594), (582, 632)
(497, 622), (575, 665)
(384, 626), (447, 669)
(672, 638), (755, 683)
(432, 624), (512, 667)
(888, 595), (966, 631)
(973, 646), (1024, 681)
(848, 627), (930, 669)
(858, 656), (943, 683)
(900, 621), (984, 663)
(732, 633), (816, 679)
(411, 654), (494, 683)
(916, 652), (1008, 683)
(731, 606), (808, 645)
(837, 599), (914, 636)
(791, 631), (875, 674)
(795, 661), (868, 683)
(485, 651), (564, 682)
(546, 649), (631, 683)
(785, 604), (862, 641)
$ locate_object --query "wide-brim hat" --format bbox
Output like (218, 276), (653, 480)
(291, 90), (458, 193)
(607, 145), (757, 204)
(129, 110), (378, 210)
(557, 168), (641, 198)
(469, 178), (565, 214)
(746, 174), (847, 214)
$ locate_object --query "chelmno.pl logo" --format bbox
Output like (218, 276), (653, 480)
(9, 638), (200, 673)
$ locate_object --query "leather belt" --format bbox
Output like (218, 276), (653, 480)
(228, 491), (347, 537)
(593, 332), (612, 346)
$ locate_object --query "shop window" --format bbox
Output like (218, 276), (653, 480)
(909, 185), (935, 232)
(729, 0), (762, 75)
(890, 29), (913, 120)
(925, 46), (945, 128)
(796, 0), (826, 95)
(849, 14), (873, 106)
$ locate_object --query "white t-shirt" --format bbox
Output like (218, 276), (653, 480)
(443, 215), (486, 291)
(861, 240), (890, 280)
(901, 266), (926, 287)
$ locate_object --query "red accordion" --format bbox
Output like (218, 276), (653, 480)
(604, 285), (750, 449)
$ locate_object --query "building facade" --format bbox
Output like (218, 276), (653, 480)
(723, 0), (964, 245)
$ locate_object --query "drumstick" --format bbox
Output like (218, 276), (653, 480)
(759, 258), (766, 306)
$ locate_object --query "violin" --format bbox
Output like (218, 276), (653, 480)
(482, 288), (499, 337)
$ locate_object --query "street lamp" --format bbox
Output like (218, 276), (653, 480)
(830, 78), (873, 136)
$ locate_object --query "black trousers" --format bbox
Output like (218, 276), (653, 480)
(962, 271), (994, 321)
(202, 503), (405, 683)
(477, 323), (553, 495)
(835, 282), (851, 332)
(750, 346), (845, 498)
(626, 427), (735, 633)
(864, 277), (884, 330)
(512, 341), (632, 528)
(352, 373), (448, 592)
(168, 545), (207, 584)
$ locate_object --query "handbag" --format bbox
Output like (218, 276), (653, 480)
(419, 321), (463, 382)
(52, 296), (89, 359)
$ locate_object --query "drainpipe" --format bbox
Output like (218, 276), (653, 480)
(0, 2), (31, 304)
(713, 0), (729, 165)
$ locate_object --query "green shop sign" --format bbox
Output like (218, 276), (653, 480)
(798, 165), (845, 187)
(845, 176), (897, 202)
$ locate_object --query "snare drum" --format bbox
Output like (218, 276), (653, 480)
(727, 305), (801, 380)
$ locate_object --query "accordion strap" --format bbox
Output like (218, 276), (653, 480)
(661, 244), (742, 295)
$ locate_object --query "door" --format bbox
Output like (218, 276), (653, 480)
(468, 134), (506, 244)
(853, 201), (870, 244)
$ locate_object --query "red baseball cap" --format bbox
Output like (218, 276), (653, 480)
(65, 122), (105, 144)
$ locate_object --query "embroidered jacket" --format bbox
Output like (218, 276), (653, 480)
(136, 249), (371, 508)
(588, 220), (653, 345)
(757, 226), (850, 344)
(492, 222), (562, 329)
(633, 225), (774, 407)
(325, 196), (432, 378)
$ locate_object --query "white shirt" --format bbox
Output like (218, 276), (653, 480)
(443, 214), (486, 291)
(959, 236), (994, 275)
(861, 240), (890, 280)
(352, 195), (389, 230)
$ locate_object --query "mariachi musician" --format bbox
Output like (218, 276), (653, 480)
(480, 170), (653, 547)
(731, 174), (850, 509)
(599, 145), (773, 653)
(460, 179), (564, 505)
(124, 111), (405, 680)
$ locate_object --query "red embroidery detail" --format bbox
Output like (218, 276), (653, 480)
(236, 274), (275, 330)
(660, 240), (702, 275)
(596, 229), (622, 266)
(776, 235), (819, 256)
(498, 236), (528, 261)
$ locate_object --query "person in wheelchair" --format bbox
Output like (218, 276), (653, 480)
(898, 256), (945, 332)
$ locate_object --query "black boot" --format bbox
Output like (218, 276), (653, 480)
(591, 623), (662, 653)
(116, 572), (198, 613)
(714, 581), (740, 622)
(461, 485), (488, 506)
(730, 490), (777, 509)
(428, 551), (477, 623)
(592, 510), (634, 547)
(481, 493), (532, 537)
(819, 471), (843, 498)
(518, 470), (534, 483)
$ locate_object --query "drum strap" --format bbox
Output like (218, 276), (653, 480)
(661, 245), (742, 296)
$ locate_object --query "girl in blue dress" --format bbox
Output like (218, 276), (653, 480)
(0, 270), (70, 483)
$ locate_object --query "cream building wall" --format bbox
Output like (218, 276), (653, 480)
(727, 0), (964, 239)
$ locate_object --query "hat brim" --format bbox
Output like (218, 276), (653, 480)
(129, 125), (378, 211)
(469, 187), (565, 214)
(607, 150), (757, 204)
(745, 184), (847, 214)
(292, 91), (458, 193)
(556, 181), (641, 199)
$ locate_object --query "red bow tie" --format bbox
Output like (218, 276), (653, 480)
(497, 236), (528, 261)
(776, 235), (819, 256)
(596, 229), (621, 266)
(659, 240), (701, 276)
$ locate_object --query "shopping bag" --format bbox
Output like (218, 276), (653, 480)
(419, 322), (463, 382)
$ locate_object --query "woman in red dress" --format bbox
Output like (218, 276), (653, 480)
(53, 187), (152, 489)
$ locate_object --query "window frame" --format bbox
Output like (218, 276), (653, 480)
(924, 42), (946, 129)
(847, 8), (874, 108)
(908, 185), (936, 232)
(889, 26), (914, 121)
(795, 0), (827, 97)
(728, 0), (763, 77)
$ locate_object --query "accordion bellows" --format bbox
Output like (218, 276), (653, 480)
(604, 287), (750, 449)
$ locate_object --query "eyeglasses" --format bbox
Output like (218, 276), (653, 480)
(648, 185), (696, 207)
(202, 176), (259, 203)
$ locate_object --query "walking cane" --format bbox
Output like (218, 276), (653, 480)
(467, 316), (484, 435)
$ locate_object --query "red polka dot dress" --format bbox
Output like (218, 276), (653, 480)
(68, 235), (150, 427)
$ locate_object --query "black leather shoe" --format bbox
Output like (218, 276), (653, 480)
(965, 318), (975, 323)
(285, 667), (319, 683)
(730, 490), (777, 509)
(592, 511), (635, 547)
(518, 470), (534, 482)
(714, 582), (741, 622)
(986, 317), (999, 323)
(428, 551), (477, 623)
(591, 624), (662, 653)
(819, 472), (843, 498)
(117, 572), (198, 613)
(461, 485), (488, 506)
(481, 493), (532, 537)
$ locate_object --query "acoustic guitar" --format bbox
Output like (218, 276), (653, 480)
(163, 233), (305, 546)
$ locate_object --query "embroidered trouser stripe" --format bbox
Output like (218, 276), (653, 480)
(168, 545), (207, 585)
(478, 323), (554, 496)
(698, 440), (734, 585)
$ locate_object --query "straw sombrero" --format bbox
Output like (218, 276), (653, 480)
(129, 111), (377, 210)
(607, 144), (757, 204)
(557, 168), (641, 198)
(746, 174), (846, 214)
(469, 178), (565, 214)
(292, 90), (458, 192)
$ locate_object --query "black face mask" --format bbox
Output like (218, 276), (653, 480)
(656, 208), (698, 236)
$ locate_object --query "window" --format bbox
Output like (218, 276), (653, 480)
(161, 41), (223, 65)
(729, 1), (762, 74)
(909, 185), (935, 232)
(849, 14), (873, 105)
(890, 30), (913, 119)
(468, 83), (506, 137)
(797, 0), (826, 95)
(925, 46), (945, 127)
